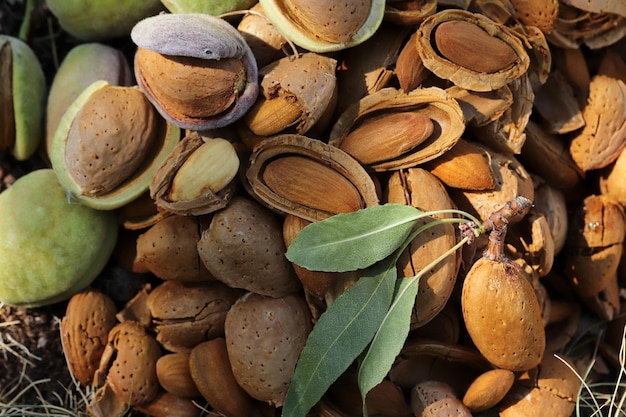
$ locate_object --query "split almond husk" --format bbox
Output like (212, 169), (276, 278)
(241, 53), (337, 140)
(330, 87), (465, 171)
(416, 9), (530, 91)
(245, 134), (379, 222)
(569, 74), (626, 171)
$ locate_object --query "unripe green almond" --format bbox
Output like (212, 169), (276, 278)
(160, 0), (257, 15)
(46, 43), (132, 155)
(0, 169), (118, 307)
(0, 35), (46, 161)
(46, 0), (164, 41)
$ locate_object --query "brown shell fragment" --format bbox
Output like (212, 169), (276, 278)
(135, 214), (214, 281)
(95, 321), (161, 407)
(147, 280), (240, 352)
(569, 74), (626, 172)
(417, 9), (530, 91)
(150, 132), (237, 216)
(330, 87), (465, 171)
(245, 134), (379, 222)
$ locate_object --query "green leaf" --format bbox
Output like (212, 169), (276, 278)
(357, 276), (420, 417)
(281, 257), (399, 417)
(285, 204), (422, 272)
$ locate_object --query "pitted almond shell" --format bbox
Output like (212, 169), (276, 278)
(411, 380), (472, 417)
(446, 84), (513, 127)
(462, 369), (515, 412)
(385, 168), (459, 329)
(189, 338), (253, 417)
(569, 75), (626, 171)
(147, 280), (240, 352)
(197, 196), (302, 297)
(224, 292), (313, 406)
(422, 139), (496, 190)
(150, 132), (238, 216)
(246, 134), (379, 222)
(510, 0), (558, 34)
(135, 214), (214, 281)
(259, 0), (386, 52)
(330, 87), (465, 171)
(417, 9), (530, 91)
(461, 257), (546, 371)
(131, 13), (259, 130)
(61, 289), (118, 386)
(96, 321), (161, 406)
(51, 80), (180, 210)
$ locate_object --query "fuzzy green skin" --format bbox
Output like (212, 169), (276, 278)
(160, 0), (257, 14)
(0, 35), (46, 161)
(0, 169), (118, 307)
(46, 0), (164, 41)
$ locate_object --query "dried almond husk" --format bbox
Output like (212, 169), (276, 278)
(570, 75), (626, 172)
(563, 194), (626, 297)
(416, 9), (530, 92)
(335, 23), (409, 115)
(533, 70), (585, 134)
(245, 134), (379, 222)
(468, 72), (533, 154)
(330, 87), (465, 171)
(383, 0), (437, 26)
(533, 177), (569, 255)
(446, 84), (513, 127)
(599, 147), (626, 206)
(548, 3), (626, 49)
(518, 120), (582, 189)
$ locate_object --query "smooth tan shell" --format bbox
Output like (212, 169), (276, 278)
(385, 168), (459, 328)
(224, 292), (312, 406)
(462, 369), (515, 412)
(461, 257), (546, 372)
(189, 338), (253, 417)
